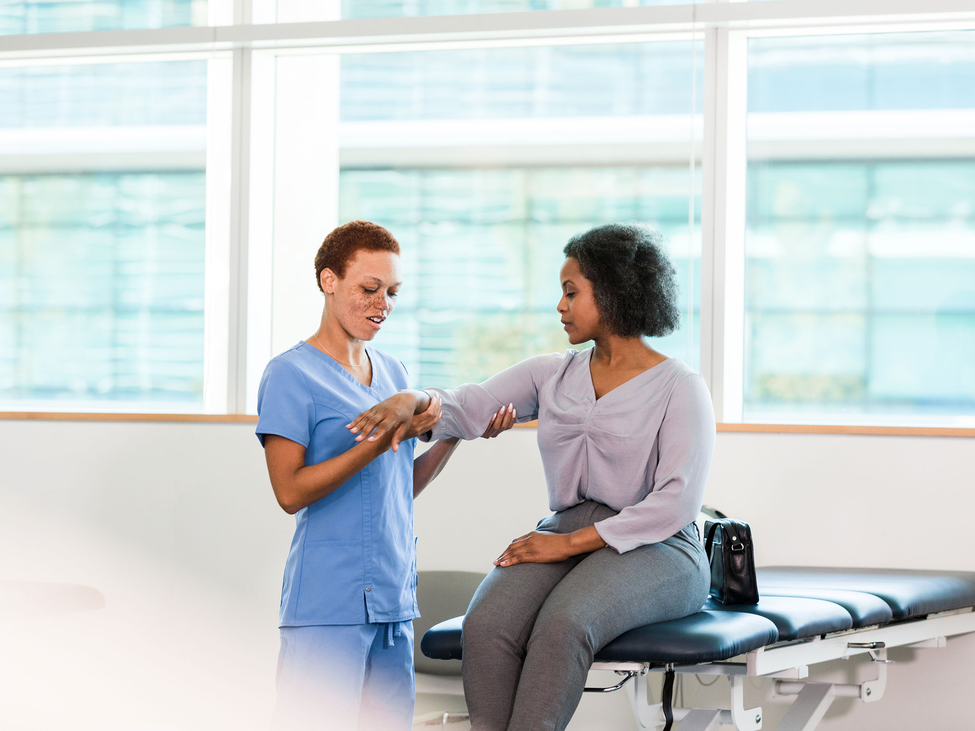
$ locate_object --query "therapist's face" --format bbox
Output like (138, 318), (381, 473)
(323, 249), (402, 341)
(557, 257), (602, 345)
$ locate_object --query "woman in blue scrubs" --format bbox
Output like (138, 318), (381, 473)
(255, 220), (514, 731)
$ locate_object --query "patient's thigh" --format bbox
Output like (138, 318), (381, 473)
(464, 503), (598, 643)
(533, 529), (709, 649)
(464, 557), (580, 649)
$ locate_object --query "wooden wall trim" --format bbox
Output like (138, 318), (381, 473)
(0, 413), (972, 437)
(0, 412), (259, 423)
(715, 422), (975, 438)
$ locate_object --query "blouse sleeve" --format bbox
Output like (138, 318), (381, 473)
(593, 373), (716, 553)
(424, 352), (565, 441)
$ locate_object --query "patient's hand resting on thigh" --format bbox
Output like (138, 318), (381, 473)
(495, 525), (607, 567)
(495, 532), (572, 567)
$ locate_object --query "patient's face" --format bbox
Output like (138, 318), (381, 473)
(557, 257), (601, 344)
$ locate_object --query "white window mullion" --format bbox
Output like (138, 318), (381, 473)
(701, 27), (747, 423)
(245, 51), (277, 415)
(203, 54), (234, 414)
(699, 26), (718, 410)
(228, 46), (253, 414)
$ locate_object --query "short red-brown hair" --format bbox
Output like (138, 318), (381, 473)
(314, 220), (401, 292)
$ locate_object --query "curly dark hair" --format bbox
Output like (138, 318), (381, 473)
(314, 220), (401, 292)
(562, 223), (681, 338)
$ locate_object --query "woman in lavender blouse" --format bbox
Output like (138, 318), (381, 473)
(349, 223), (716, 731)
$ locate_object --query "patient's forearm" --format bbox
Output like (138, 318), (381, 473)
(413, 437), (461, 498)
(495, 524), (608, 566)
(567, 525), (608, 555)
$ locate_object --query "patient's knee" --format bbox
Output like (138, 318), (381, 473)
(462, 599), (509, 644)
(528, 608), (594, 656)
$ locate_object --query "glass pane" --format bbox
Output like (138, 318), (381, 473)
(341, 167), (701, 388)
(744, 31), (975, 425)
(0, 62), (208, 128)
(341, 42), (701, 387)
(0, 60), (209, 410)
(265, 40), (702, 394)
(340, 44), (701, 121)
(0, 0), (207, 35)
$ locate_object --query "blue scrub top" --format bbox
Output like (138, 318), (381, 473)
(256, 341), (418, 627)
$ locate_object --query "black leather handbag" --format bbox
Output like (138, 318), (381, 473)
(704, 518), (759, 605)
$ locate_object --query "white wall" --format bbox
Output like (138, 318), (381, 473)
(0, 420), (971, 730)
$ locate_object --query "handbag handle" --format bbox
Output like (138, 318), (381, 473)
(700, 505), (728, 520)
(706, 520), (747, 557)
(705, 521), (722, 558)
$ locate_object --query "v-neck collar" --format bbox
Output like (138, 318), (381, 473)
(584, 347), (676, 403)
(300, 340), (378, 393)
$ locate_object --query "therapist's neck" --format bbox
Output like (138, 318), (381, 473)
(590, 334), (663, 370)
(316, 310), (367, 361)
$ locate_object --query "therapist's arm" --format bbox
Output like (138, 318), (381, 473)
(264, 433), (394, 515)
(347, 389), (434, 452)
(412, 403), (517, 498)
(351, 353), (562, 445)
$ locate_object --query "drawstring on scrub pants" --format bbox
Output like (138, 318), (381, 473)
(384, 621), (405, 649)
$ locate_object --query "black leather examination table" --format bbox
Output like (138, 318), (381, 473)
(421, 566), (975, 730)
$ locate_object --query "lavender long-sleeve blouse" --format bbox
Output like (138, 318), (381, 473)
(425, 349), (716, 553)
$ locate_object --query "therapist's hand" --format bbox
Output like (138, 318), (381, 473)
(348, 391), (418, 452)
(481, 403), (516, 439)
(495, 525), (606, 567)
(404, 394), (442, 439)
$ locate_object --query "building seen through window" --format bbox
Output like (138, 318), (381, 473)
(0, 0), (205, 34)
(744, 31), (975, 423)
(0, 61), (208, 409)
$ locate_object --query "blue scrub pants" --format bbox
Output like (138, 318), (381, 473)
(272, 622), (415, 731)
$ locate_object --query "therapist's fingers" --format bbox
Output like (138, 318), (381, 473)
(364, 417), (399, 443)
(389, 421), (412, 452)
(355, 404), (402, 442)
(481, 404), (515, 439)
(415, 394), (441, 426)
(353, 412), (384, 441)
(408, 395), (441, 437)
(347, 408), (379, 435)
(430, 394), (443, 425)
(365, 404), (416, 445)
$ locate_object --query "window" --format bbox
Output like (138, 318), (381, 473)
(4, 1), (973, 428)
(254, 41), (702, 397)
(743, 31), (975, 424)
(0, 60), (218, 411)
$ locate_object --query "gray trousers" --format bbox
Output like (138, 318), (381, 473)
(461, 500), (709, 731)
